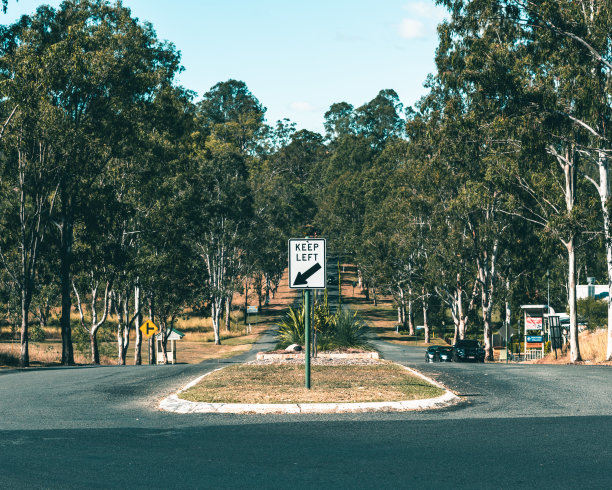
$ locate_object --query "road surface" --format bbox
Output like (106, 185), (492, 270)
(1, 327), (612, 488)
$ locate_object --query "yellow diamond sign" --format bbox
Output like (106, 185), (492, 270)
(140, 319), (159, 338)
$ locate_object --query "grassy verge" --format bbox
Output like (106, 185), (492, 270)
(179, 362), (445, 404)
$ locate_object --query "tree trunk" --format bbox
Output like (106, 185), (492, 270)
(423, 295), (430, 344)
(481, 290), (493, 361)
(408, 288), (414, 336)
(160, 320), (169, 364)
(243, 278), (249, 324)
(149, 299), (155, 365)
(593, 151), (612, 361)
(225, 294), (232, 332)
(90, 331), (99, 365)
(134, 282), (142, 365)
(398, 286), (407, 328)
(456, 282), (466, 341)
(566, 237), (581, 362)
(59, 197), (74, 366)
(478, 240), (498, 362)
(211, 297), (222, 345)
(19, 289), (30, 368)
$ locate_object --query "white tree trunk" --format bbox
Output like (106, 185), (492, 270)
(408, 287), (414, 335)
(566, 238), (581, 362)
(422, 289), (430, 343)
(211, 297), (222, 345)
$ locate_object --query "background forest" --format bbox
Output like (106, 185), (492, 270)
(0, 0), (611, 367)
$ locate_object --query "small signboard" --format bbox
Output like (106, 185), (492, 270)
(288, 238), (326, 289)
(247, 305), (258, 314)
(526, 335), (543, 343)
(140, 319), (159, 338)
(525, 316), (543, 329)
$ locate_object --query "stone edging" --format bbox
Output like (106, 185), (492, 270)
(256, 351), (379, 360)
(159, 364), (460, 414)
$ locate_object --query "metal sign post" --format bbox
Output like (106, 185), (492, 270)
(304, 289), (311, 389)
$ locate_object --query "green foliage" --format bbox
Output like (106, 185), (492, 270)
(275, 302), (372, 351)
(29, 323), (46, 342)
(577, 297), (607, 331)
(71, 322), (115, 361)
(328, 310), (373, 350)
(275, 305), (305, 348)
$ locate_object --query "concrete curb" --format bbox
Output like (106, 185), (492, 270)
(159, 363), (460, 414)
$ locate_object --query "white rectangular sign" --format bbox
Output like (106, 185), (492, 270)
(288, 238), (326, 289)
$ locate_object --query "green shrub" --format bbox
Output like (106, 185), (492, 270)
(275, 305), (306, 349)
(577, 297), (607, 331)
(72, 322), (115, 361)
(29, 323), (46, 342)
(275, 303), (373, 351)
(328, 310), (373, 350)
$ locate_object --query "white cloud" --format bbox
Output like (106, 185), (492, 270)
(398, 18), (425, 39)
(290, 101), (317, 112)
(403, 1), (447, 21)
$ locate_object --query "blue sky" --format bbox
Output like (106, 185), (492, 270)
(3, 0), (447, 134)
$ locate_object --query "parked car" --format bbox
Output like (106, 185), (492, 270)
(425, 346), (453, 362)
(452, 339), (485, 362)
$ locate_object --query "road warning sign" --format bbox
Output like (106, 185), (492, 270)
(140, 319), (159, 338)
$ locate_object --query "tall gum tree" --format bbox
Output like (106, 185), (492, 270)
(0, 0), (182, 364)
(434, 0), (599, 362)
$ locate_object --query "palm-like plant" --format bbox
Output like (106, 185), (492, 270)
(275, 305), (305, 348)
(329, 310), (372, 350)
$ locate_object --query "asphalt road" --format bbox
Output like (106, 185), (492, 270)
(2, 329), (612, 489)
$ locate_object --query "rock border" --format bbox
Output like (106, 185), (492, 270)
(256, 351), (379, 361)
(159, 364), (459, 414)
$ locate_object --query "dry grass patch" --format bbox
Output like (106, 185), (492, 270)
(0, 341), (91, 366)
(535, 328), (612, 365)
(180, 362), (445, 404)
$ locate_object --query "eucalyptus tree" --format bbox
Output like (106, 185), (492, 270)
(507, 0), (612, 360)
(0, 0), (183, 364)
(0, 27), (65, 366)
(0, 105), (59, 367)
(317, 91), (405, 273)
(250, 128), (324, 312)
(198, 79), (267, 155)
(184, 140), (253, 344)
(193, 80), (265, 337)
(433, 0), (604, 361)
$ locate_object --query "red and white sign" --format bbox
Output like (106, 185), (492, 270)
(525, 316), (542, 330)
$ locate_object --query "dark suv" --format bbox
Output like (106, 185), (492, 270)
(452, 339), (485, 363)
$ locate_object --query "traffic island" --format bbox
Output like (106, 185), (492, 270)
(159, 360), (459, 414)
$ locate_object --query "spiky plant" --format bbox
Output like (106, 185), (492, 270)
(275, 305), (305, 349)
(330, 310), (373, 350)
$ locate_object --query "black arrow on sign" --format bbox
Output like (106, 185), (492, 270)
(294, 263), (322, 286)
(145, 323), (156, 335)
